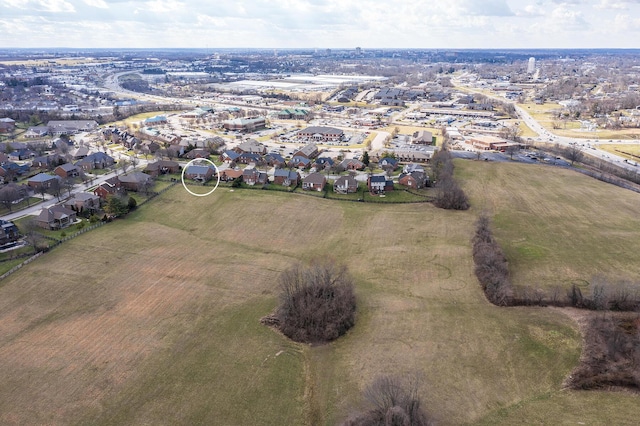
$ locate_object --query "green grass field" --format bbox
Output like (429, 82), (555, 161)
(0, 161), (639, 425)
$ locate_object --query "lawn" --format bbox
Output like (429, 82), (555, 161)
(598, 143), (640, 161)
(0, 163), (639, 425)
(458, 160), (640, 291)
(0, 197), (43, 216)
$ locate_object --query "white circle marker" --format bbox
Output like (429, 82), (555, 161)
(181, 158), (221, 197)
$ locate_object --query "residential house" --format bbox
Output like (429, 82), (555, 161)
(220, 150), (241, 163)
(378, 157), (399, 171)
(368, 175), (394, 194)
(75, 152), (115, 171)
(35, 205), (77, 230)
(297, 126), (344, 142)
(263, 153), (286, 167)
(144, 160), (180, 177)
(31, 154), (63, 170)
(403, 163), (425, 174)
(398, 171), (429, 189)
(314, 157), (335, 170)
(242, 168), (268, 186)
(234, 140), (267, 155)
(70, 146), (90, 159)
(8, 149), (37, 161)
(0, 220), (20, 246)
(184, 148), (210, 159)
(0, 162), (30, 181)
(63, 192), (101, 213)
(94, 176), (123, 199)
(293, 143), (319, 159)
(165, 145), (184, 158)
(289, 156), (311, 169)
(302, 172), (326, 191)
(333, 175), (359, 194)
(272, 169), (299, 187)
(118, 172), (153, 192)
(54, 163), (80, 179)
(220, 168), (243, 182)
(28, 173), (60, 190)
(185, 165), (216, 183)
(340, 158), (365, 171)
(236, 152), (263, 165)
(0, 118), (16, 133)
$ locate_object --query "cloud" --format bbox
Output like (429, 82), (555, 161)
(458, 0), (514, 16)
(37, 0), (76, 13)
(83, 0), (109, 8)
(595, 0), (629, 8)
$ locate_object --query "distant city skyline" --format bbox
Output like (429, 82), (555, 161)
(1, 0), (640, 49)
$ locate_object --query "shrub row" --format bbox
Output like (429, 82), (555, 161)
(431, 148), (470, 210)
(472, 215), (513, 306)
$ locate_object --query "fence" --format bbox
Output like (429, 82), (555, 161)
(0, 252), (43, 281)
(0, 185), (178, 281)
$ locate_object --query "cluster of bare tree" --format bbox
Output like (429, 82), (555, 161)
(473, 215), (640, 310)
(343, 375), (433, 426)
(472, 216), (514, 306)
(568, 314), (640, 391)
(431, 147), (470, 210)
(273, 260), (356, 344)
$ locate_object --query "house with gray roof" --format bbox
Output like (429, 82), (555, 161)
(118, 172), (153, 192)
(367, 175), (394, 194)
(35, 205), (77, 230)
(75, 152), (115, 171)
(302, 172), (326, 191)
(185, 165), (216, 183)
(54, 163), (80, 179)
(333, 175), (359, 194)
(273, 169), (299, 187)
(28, 173), (60, 190)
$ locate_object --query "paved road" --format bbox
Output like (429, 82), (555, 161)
(451, 78), (640, 173)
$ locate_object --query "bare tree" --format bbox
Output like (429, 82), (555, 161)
(63, 178), (75, 197)
(118, 159), (130, 175)
(47, 179), (62, 202)
(275, 260), (356, 343)
(564, 144), (584, 165)
(23, 219), (45, 254)
(344, 374), (432, 426)
(0, 185), (20, 212)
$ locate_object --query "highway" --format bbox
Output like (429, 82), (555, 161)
(452, 76), (640, 173)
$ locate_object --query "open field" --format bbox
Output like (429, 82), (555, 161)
(599, 143), (640, 161)
(0, 162), (639, 424)
(459, 160), (640, 290)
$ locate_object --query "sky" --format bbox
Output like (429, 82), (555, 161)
(1, 0), (640, 49)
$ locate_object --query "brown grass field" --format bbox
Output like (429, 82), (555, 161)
(0, 161), (639, 425)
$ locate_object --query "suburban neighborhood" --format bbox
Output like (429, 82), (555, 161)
(1, 44), (640, 426)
